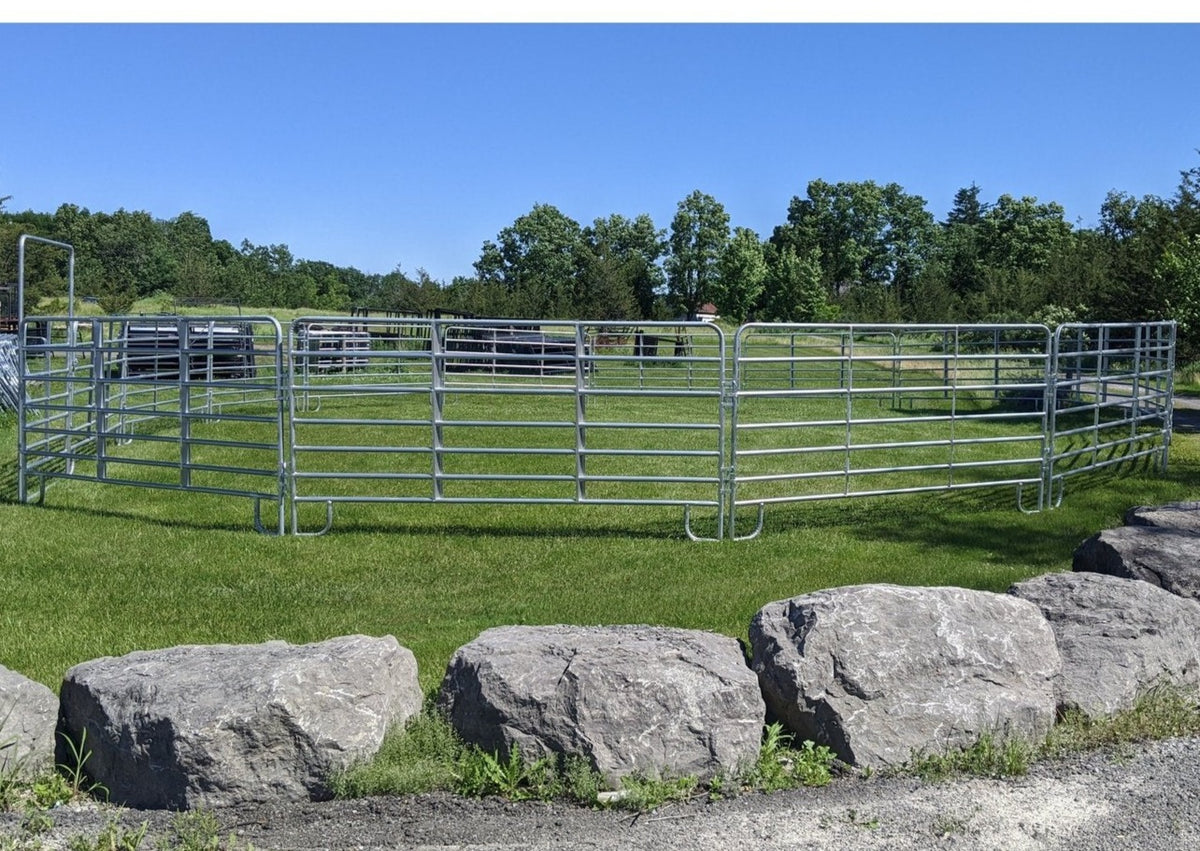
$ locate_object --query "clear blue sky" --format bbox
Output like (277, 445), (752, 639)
(2, 24), (1198, 284)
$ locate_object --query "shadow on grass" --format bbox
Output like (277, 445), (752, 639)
(5, 438), (1194, 548)
(9, 500), (271, 535)
(293, 507), (700, 541)
(10, 494), (702, 541)
(1174, 408), (1200, 435)
(756, 457), (1193, 575)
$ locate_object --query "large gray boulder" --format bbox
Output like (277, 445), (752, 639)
(1124, 501), (1200, 533)
(749, 584), (1060, 769)
(0, 664), (58, 778)
(1010, 571), (1200, 717)
(438, 625), (764, 785)
(58, 635), (422, 809)
(1073, 525), (1200, 600)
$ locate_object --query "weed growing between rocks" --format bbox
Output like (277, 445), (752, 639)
(331, 713), (840, 811)
(905, 733), (1035, 782)
(1042, 684), (1200, 758)
(0, 748), (22, 814)
(330, 687), (1200, 805)
(900, 685), (1200, 783)
(749, 723), (837, 791)
(57, 730), (108, 803)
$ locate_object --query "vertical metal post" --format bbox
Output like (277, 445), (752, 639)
(993, 328), (1001, 401)
(947, 328), (959, 486)
(891, 331), (900, 408)
(16, 320), (28, 503)
(574, 325), (587, 502)
(1162, 322), (1176, 472)
(839, 334), (847, 389)
(1098, 325), (1109, 403)
(288, 321), (302, 534)
(843, 330), (854, 495)
(178, 318), (192, 488)
(942, 330), (950, 399)
(430, 319), (445, 500)
(92, 321), (108, 481)
(789, 332), (796, 390)
(637, 329), (646, 389)
(1131, 324), (1143, 437)
(716, 326), (730, 541)
(1042, 326), (1057, 512)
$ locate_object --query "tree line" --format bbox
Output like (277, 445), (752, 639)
(3, 153), (1199, 359)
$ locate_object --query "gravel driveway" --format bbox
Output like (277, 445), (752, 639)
(6, 735), (1200, 850)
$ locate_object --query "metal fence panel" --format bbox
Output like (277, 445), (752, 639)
(18, 316), (287, 533)
(287, 318), (728, 538)
(730, 323), (1056, 537)
(14, 315), (1177, 540)
(1049, 321), (1175, 499)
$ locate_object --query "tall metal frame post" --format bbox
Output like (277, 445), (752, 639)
(16, 235), (76, 504)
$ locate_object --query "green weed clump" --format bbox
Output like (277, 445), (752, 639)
(900, 685), (1200, 784)
(332, 713), (840, 811)
(332, 713), (600, 805)
(1042, 685), (1200, 758)
(905, 733), (1035, 782)
(65, 817), (148, 851)
(155, 809), (255, 851)
(742, 722), (837, 792)
(329, 710), (463, 798)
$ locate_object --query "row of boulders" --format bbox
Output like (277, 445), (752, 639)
(1, 501), (1198, 811)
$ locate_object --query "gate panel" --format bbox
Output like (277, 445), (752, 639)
(288, 318), (726, 536)
(731, 324), (1054, 535)
(18, 316), (287, 532)
(1049, 321), (1175, 498)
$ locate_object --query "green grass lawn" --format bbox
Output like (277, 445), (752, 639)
(3, 397), (1198, 696)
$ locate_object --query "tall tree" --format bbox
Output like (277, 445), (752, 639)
(165, 212), (219, 301)
(946, 183), (989, 226)
(714, 227), (767, 323)
(978, 194), (1072, 273)
(1156, 235), (1200, 361)
(581, 213), (666, 319)
(573, 239), (639, 320)
(474, 204), (582, 318)
(772, 179), (935, 309)
(762, 244), (831, 322)
(665, 190), (729, 319)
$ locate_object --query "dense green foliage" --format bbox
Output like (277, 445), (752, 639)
(4, 153), (1200, 357)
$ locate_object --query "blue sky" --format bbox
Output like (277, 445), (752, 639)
(2, 24), (1198, 283)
